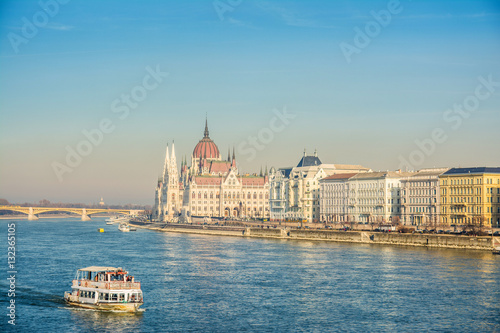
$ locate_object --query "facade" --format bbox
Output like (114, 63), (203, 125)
(319, 173), (357, 223)
(269, 150), (371, 223)
(319, 170), (416, 225)
(347, 171), (415, 224)
(440, 167), (500, 228)
(400, 168), (449, 228)
(153, 119), (270, 221)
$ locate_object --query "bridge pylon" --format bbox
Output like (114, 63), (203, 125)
(81, 209), (91, 221)
(28, 207), (39, 220)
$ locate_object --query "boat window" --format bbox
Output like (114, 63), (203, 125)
(119, 294), (125, 302)
(104, 293), (109, 301)
(111, 293), (118, 301)
(91, 292), (95, 298)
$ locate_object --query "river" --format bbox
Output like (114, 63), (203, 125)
(1, 218), (499, 332)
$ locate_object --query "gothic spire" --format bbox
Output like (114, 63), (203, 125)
(204, 116), (209, 138)
(232, 146), (235, 161)
(170, 141), (177, 169)
(162, 144), (170, 183)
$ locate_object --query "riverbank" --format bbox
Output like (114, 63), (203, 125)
(129, 221), (499, 251)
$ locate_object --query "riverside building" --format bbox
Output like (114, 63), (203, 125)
(269, 150), (370, 223)
(153, 119), (270, 221)
(320, 170), (415, 225)
(439, 167), (500, 228)
(400, 168), (449, 228)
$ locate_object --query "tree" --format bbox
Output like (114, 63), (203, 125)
(0, 198), (9, 205)
(39, 199), (51, 207)
(392, 216), (401, 227)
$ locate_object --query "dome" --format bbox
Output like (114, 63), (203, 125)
(193, 137), (220, 159)
(192, 119), (220, 159)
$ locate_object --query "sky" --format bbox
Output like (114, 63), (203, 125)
(0, 0), (499, 205)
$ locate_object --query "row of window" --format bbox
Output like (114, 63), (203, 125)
(442, 178), (500, 186)
(192, 206), (269, 212)
(192, 192), (269, 200)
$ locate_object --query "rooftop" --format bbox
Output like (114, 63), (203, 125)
(79, 266), (121, 272)
(296, 155), (322, 167)
(443, 167), (500, 175)
(321, 173), (358, 181)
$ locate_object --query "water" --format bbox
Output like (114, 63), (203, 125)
(1, 218), (499, 332)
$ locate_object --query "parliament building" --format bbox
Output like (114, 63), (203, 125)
(153, 119), (270, 221)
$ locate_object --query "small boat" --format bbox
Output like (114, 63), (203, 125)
(64, 266), (143, 312)
(493, 247), (500, 255)
(106, 215), (131, 223)
(118, 223), (130, 232)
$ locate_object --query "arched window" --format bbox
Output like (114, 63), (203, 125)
(198, 192), (201, 199)
(210, 193), (213, 199)
(192, 193), (195, 199)
(204, 192), (208, 199)
(253, 192), (257, 199)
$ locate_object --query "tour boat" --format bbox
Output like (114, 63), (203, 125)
(118, 223), (130, 232)
(64, 266), (144, 312)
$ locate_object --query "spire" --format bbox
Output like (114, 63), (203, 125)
(314, 149), (318, 157)
(265, 165), (268, 176)
(304, 148), (307, 157)
(204, 116), (209, 138)
(170, 142), (177, 168)
(162, 144), (170, 183)
(231, 146), (236, 168)
(260, 166), (263, 177)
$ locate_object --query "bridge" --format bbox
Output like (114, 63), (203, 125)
(0, 206), (144, 221)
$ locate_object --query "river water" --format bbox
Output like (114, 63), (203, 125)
(1, 218), (499, 332)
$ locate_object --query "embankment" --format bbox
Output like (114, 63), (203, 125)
(129, 222), (497, 251)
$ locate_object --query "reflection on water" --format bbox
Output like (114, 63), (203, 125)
(1, 219), (499, 333)
(68, 308), (143, 333)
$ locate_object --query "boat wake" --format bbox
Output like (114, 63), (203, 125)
(65, 306), (145, 314)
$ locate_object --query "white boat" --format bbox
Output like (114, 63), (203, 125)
(64, 266), (143, 312)
(106, 215), (131, 223)
(118, 223), (130, 232)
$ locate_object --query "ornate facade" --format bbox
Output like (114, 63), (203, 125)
(153, 119), (270, 221)
(270, 150), (371, 223)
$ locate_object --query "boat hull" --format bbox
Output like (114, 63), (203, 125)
(66, 300), (143, 312)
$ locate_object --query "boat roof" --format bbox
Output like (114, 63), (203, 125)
(78, 266), (123, 272)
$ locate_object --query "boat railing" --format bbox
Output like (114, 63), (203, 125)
(72, 280), (141, 290)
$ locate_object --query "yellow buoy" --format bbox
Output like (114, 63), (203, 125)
(98, 228), (104, 233)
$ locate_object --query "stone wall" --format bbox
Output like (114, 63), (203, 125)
(131, 222), (497, 251)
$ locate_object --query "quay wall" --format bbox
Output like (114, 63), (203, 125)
(129, 222), (497, 251)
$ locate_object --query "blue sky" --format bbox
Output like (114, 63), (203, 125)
(1, 0), (499, 205)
